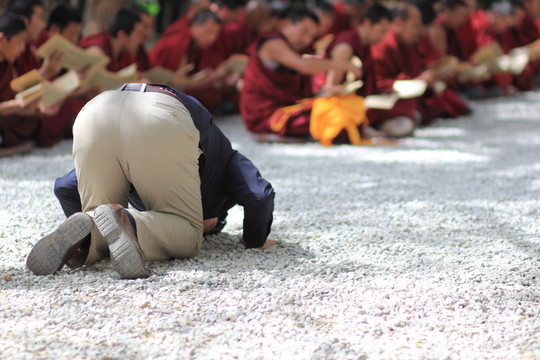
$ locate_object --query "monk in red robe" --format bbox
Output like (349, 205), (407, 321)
(0, 13), (40, 153)
(324, 4), (417, 137)
(25, 4), (89, 147)
(240, 6), (360, 136)
(149, 10), (237, 111)
(161, 0), (211, 38)
(79, 8), (145, 72)
(8, 0), (63, 80)
(371, 2), (468, 125)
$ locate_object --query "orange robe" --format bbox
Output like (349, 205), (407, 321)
(0, 61), (40, 147)
(371, 31), (468, 124)
(240, 34), (313, 135)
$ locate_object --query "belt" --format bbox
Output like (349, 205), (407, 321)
(119, 83), (182, 103)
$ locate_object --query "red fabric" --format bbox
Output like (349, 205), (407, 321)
(162, 16), (189, 38)
(240, 35), (313, 135)
(136, 45), (151, 71)
(371, 30), (467, 123)
(35, 98), (85, 147)
(79, 32), (134, 71)
(415, 34), (442, 68)
(513, 13), (539, 47)
(322, 2), (351, 37)
(324, 29), (377, 96)
(0, 61), (40, 147)
(149, 29), (224, 110)
(15, 44), (41, 77)
(454, 12), (482, 61)
(33, 30), (49, 49)
(149, 29), (195, 71)
(220, 15), (260, 58)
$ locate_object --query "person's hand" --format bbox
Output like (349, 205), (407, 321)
(203, 217), (218, 234)
(239, 238), (276, 249)
(40, 50), (64, 79)
(417, 69), (436, 86)
(39, 101), (62, 116)
(17, 97), (40, 116)
(336, 60), (362, 79)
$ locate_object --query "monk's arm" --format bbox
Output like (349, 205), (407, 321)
(260, 39), (359, 76)
(325, 43), (354, 87)
(428, 25), (447, 56)
(0, 98), (38, 117)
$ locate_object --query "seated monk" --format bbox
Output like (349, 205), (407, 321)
(0, 13), (40, 154)
(161, 0), (211, 38)
(79, 8), (145, 72)
(239, 6), (360, 137)
(324, 4), (417, 138)
(34, 4), (82, 47)
(24, 4), (89, 147)
(371, 2), (468, 125)
(506, 0), (540, 90)
(131, 4), (156, 72)
(216, 0), (280, 58)
(8, 0), (63, 81)
(149, 9), (237, 112)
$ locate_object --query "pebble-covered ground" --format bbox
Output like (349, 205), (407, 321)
(1, 91), (539, 360)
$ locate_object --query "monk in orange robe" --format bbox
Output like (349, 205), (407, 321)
(371, 3), (468, 125)
(0, 13), (40, 153)
(240, 7), (360, 136)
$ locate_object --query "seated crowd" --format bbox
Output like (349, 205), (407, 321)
(1, 0), (540, 155)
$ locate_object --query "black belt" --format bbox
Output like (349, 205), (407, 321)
(119, 83), (182, 103)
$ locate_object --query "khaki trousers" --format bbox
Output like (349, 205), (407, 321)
(72, 89), (204, 263)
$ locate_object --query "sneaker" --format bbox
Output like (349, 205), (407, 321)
(94, 204), (150, 279)
(26, 212), (93, 275)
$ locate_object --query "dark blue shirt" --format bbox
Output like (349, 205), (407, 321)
(54, 85), (275, 248)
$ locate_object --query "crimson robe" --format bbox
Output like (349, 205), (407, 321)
(15, 44), (41, 77)
(0, 61), (40, 147)
(322, 2), (351, 37)
(240, 35), (313, 135)
(320, 29), (417, 125)
(162, 16), (189, 38)
(136, 45), (151, 72)
(371, 30), (467, 124)
(79, 32), (135, 71)
(149, 30), (223, 110)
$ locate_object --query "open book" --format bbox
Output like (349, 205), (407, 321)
(36, 34), (109, 71)
(82, 64), (137, 91)
(12, 70), (80, 107)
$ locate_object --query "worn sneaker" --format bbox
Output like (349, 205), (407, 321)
(94, 204), (150, 279)
(26, 212), (93, 275)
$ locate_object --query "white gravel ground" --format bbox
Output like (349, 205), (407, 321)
(1, 91), (539, 360)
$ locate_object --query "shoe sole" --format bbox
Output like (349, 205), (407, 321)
(94, 205), (150, 279)
(26, 213), (92, 275)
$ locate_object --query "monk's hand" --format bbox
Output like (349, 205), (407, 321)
(417, 69), (436, 87)
(339, 60), (362, 79)
(39, 102), (62, 116)
(40, 49), (65, 79)
(239, 238), (277, 249)
(17, 97), (40, 116)
(203, 217), (218, 234)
